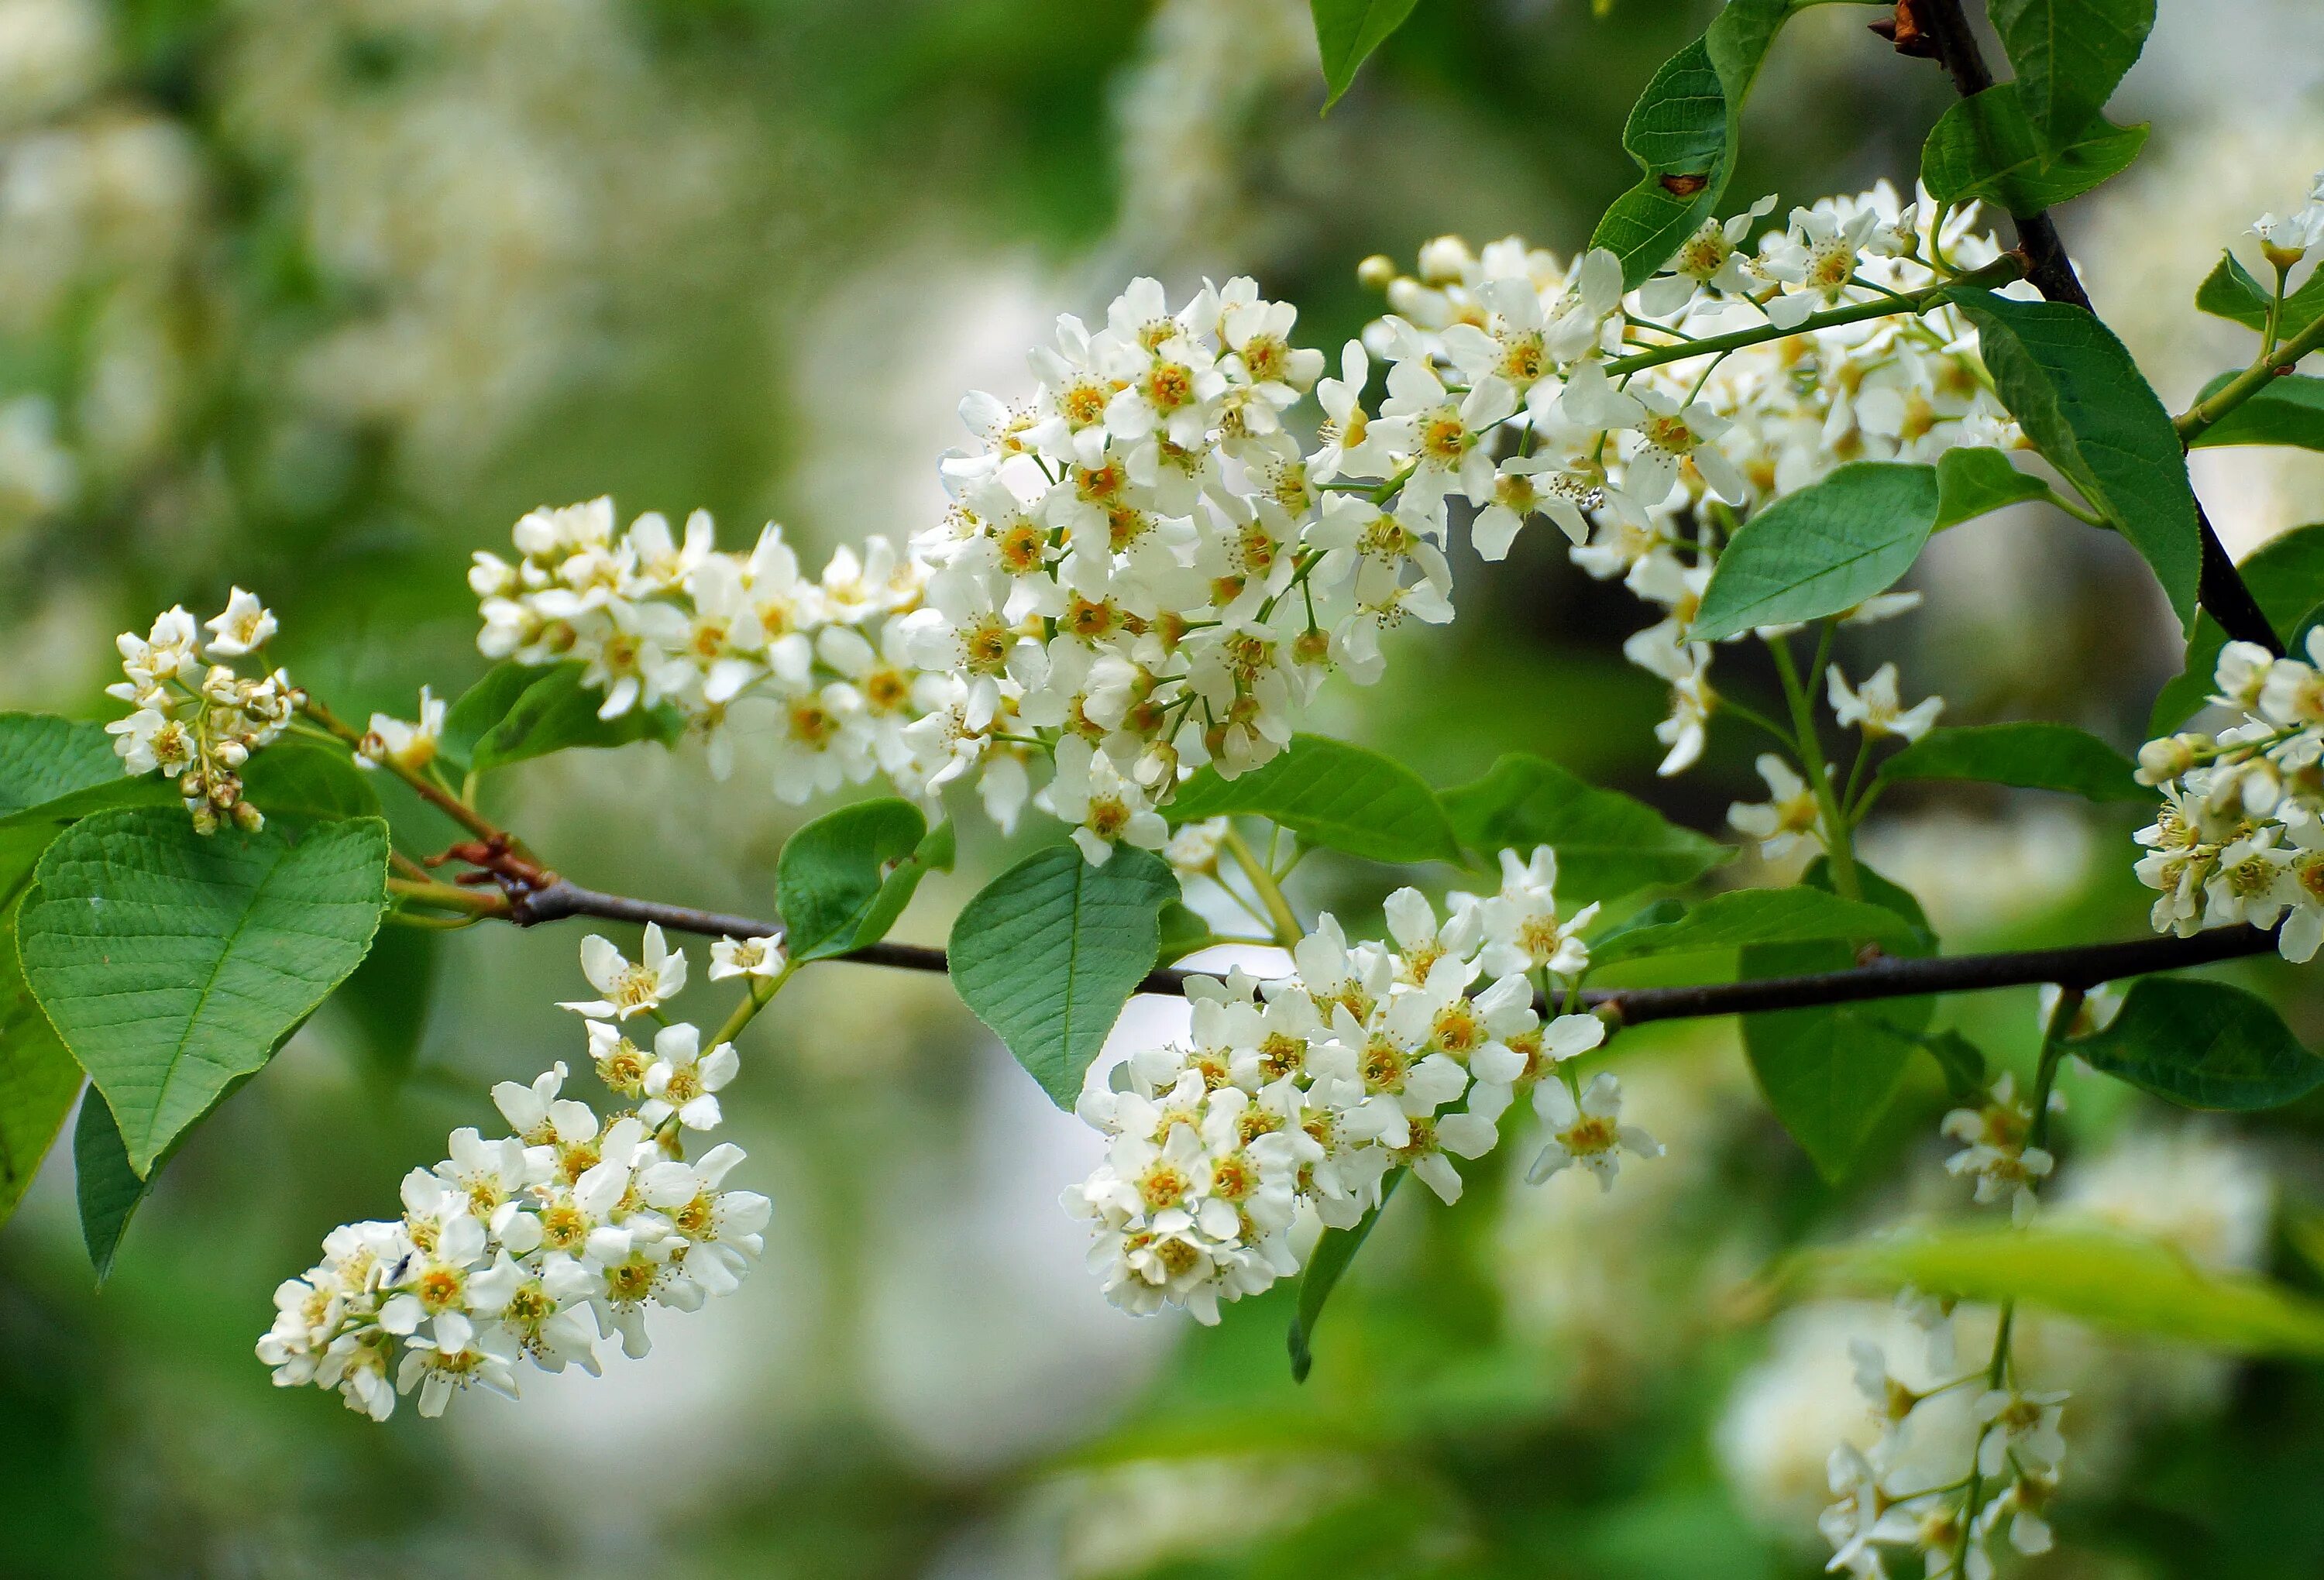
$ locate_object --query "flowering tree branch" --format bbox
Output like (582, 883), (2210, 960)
(390, 866), (2280, 1029)
(1901, 0), (2283, 656)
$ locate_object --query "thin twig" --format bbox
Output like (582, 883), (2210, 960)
(476, 873), (2281, 1025)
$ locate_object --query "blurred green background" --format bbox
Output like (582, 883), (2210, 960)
(7, 0), (2324, 1575)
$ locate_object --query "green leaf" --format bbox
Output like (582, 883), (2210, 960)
(1874, 721), (2147, 801)
(1800, 1222), (2324, 1356)
(0, 715), (122, 815)
(335, 925), (439, 1091)
(1156, 900), (1214, 965)
(1437, 753), (1728, 908)
(1589, 2), (1868, 290)
(1584, 897), (1688, 950)
(2148, 522), (2324, 733)
(2066, 977), (2324, 1110)
(1934, 445), (2054, 530)
(75, 1093), (153, 1283)
(19, 809), (390, 1175)
(1920, 84), (2145, 215)
(2186, 373), (2324, 452)
(775, 799), (951, 963)
(948, 843), (1180, 1109)
(1165, 734), (1460, 865)
(1288, 1168), (1402, 1382)
(1739, 862), (1933, 1181)
(240, 743), (383, 823)
(1919, 1029), (1989, 1101)
(455, 661), (683, 773)
(2196, 250), (2274, 331)
(0, 902), (81, 1231)
(1588, 884), (1920, 968)
(1691, 462), (1940, 641)
(1985, 0), (2156, 149)
(1948, 287), (2201, 632)
(1308, 0), (1419, 109)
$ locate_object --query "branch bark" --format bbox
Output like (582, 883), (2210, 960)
(1903, 0), (2282, 655)
(479, 874), (2280, 1027)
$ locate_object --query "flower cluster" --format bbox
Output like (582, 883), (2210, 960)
(468, 498), (974, 812)
(1064, 848), (1647, 1323)
(105, 589), (301, 833)
(2133, 631), (2324, 962)
(256, 926), (770, 1420)
(1358, 183), (2006, 776)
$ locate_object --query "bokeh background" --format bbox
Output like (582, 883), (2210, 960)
(6, 0), (2324, 1575)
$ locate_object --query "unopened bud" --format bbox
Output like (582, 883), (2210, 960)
(2135, 734), (2197, 785)
(232, 801), (265, 833)
(1355, 254), (1397, 292)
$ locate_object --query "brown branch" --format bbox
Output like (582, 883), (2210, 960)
(481, 874), (2279, 1027)
(1899, 0), (2282, 655)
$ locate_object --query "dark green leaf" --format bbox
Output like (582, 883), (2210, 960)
(1949, 287), (2201, 632)
(1584, 898), (1688, 949)
(1308, 0), (1419, 109)
(458, 662), (682, 773)
(2068, 977), (2324, 1110)
(0, 715), (122, 815)
(1875, 721), (2146, 801)
(439, 661), (544, 768)
(1166, 734), (1460, 865)
(241, 744), (383, 823)
(1799, 1222), (2324, 1355)
(776, 799), (950, 963)
(1739, 861), (1933, 1181)
(1438, 753), (1728, 907)
(2149, 522), (2324, 733)
(335, 925), (438, 1091)
(1, 900), (81, 1231)
(1589, 2), (1862, 289)
(1920, 1029), (1990, 1101)
(2186, 373), (2324, 452)
(948, 843), (1179, 1109)
(1934, 445), (2054, 529)
(1986, 0), (2156, 149)
(1589, 884), (1919, 967)
(2196, 250), (2274, 331)
(75, 1093), (153, 1283)
(1288, 1169), (1402, 1382)
(19, 810), (390, 1174)
(1920, 84), (2145, 215)
(1692, 462), (1939, 641)
(1156, 900), (1214, 965)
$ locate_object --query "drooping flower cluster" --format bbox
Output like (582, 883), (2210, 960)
(2133, 631), (2324, 962)
(1064, 848), (1648, 1324)
(256, 926), (769, 1420)
(467, 498), (978, 813)
(106, 589), (301, 833)
(1358, 182), (2009, 776)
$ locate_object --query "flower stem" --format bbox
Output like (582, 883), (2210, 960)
(301, 697), (505, 845)
(1222, 823), (1304, 949)
(1767, 628), (1859, 901)
(713, 959), (799, 1047)
(2174, 309), (2324, 442)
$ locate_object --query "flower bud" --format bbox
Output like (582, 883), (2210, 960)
(2136, 734), (2197, 785)
(1354, 254), (1397, 292)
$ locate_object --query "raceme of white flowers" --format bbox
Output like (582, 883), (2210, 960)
(105, 589), (301, 834)
(1362, 182), (2004, 778)
(1818, 1029), (2078, 1580)
(468, 181), (2009, 857)
(1066, 849), (1648, 1325)
(2133, 632), (2324, 962)
(256, 925), (777, 1420)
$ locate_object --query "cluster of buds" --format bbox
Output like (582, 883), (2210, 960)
(105, 589), (302, 833)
